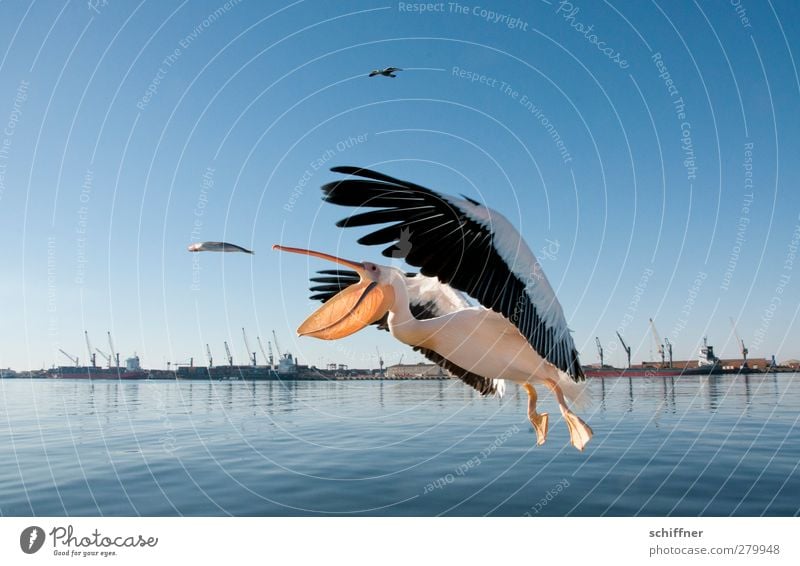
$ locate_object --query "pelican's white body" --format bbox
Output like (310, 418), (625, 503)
(386, 270), (584, 404)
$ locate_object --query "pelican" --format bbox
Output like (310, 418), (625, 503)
(368, 66), (402, 77)
(274, 166), (592, 450)
(187, 241), (253, 254)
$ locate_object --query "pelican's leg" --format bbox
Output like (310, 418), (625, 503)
(544, 379), (593, 451)
(523, 384), (549, 446)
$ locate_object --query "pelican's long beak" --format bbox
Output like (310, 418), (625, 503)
(273, 245), (394, 340)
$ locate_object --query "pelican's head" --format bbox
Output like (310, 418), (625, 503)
(187, 243), (203, 252)
(273, 245), (396, 340)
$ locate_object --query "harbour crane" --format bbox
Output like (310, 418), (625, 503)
(272, 330), (284, 361)
(206, 344), (213, 368)
(616, 331), (631, 368)
(107, 331), (119, 368)
(223, 341), (233, 366)
(730, 317), (749, 368)
(58, 349), (79, 367)
(663, 336), (674, 368)
(376, 347), (385, 376)
(256, 336), (270, 368)
(95, 348), (112, 367)
(595, 337), (604, 368)
(242, 328), (256, 366)
(271, 330), (295, 367)
(649, 318), (666, 368)
(84, 331), (97, 368)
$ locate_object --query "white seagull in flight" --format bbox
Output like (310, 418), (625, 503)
(187, 241), (253, 254)
(368, 66), (403, 77)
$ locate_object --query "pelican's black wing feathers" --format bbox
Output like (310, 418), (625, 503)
(321, 166), (584, 382)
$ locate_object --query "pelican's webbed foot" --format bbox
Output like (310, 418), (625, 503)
(545, 379), (593, 451)
(523, 384), (549, 446)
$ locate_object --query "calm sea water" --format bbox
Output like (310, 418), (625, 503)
(1, 374), (798, 516)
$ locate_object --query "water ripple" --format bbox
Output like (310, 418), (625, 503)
(0, 374), (798, 516)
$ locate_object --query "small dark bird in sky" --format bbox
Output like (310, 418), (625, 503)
(369, 67), (402, 78)
(187, 241), (254, 254)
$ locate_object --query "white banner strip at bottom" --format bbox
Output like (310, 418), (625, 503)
(1, 517), (797, 565)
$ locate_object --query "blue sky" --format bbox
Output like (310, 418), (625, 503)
(0, 0), (798, 371)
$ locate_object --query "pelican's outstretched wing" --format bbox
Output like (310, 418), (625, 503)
(308, 269), (505, 396)
(320, 166), (584, 382)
